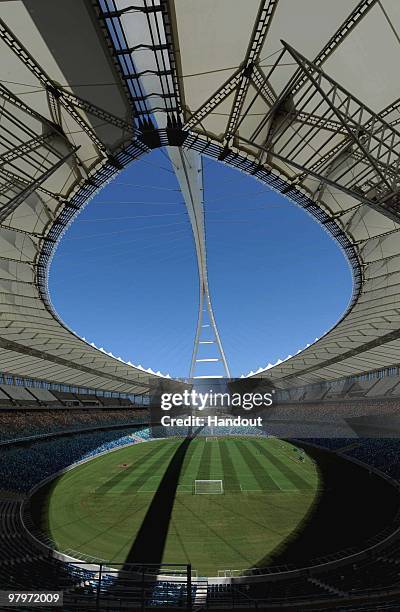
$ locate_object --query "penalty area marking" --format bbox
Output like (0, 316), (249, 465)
(239, 484), (306, 492)
(136, 483), (193, 493)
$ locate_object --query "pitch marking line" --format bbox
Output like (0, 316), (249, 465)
(239, 485), (303, 492)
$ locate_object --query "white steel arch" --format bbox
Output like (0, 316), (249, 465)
(167, 147), (230, 378)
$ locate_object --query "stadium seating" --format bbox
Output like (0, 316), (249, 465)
(0, 409), (150, 444)
(26, 388), (59, 405)
(282, 400), (399, 440)
(50, 391), (81, 406)
(0, 428), (150, 492)
(277, 372), (400, 406)
(366, 377), (400, 398)
(100, 396), (122, 407)
(0, 388), (14, 407)
(74, 394), (100, 406)
(0, 385), (37, 406)
(302, 388), (327, 402)
(0, 498), (196, 608)
(1, 430), (400, 608)
(304, 437), (400, 481)
(0, 384), (146, 411)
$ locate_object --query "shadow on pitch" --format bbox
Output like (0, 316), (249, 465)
(253, 441), (400, 570)
(122, 428), (202, 566)
(103, 430), (203, 607)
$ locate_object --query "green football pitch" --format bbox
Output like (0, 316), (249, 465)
(35, 436), (321, 576)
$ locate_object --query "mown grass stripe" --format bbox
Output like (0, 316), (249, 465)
(196, 439), (212, 480)
(178, 439), (204, 487)
(253, 440), (314, 491)
(246, 441), (296, 490)
(209, 440), (223, 480)
(226, 440), (260, 491)
(101, 445), (170, 495)
(235, 440), (280, 491)
(41, 437), (321, 574)
(219, 439), (241, 492)
(94, 442), (168, 494)
(277, 446), (318, 487)
(121, 442), (180, 493)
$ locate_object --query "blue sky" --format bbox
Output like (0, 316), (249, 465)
(49, 149), (352, 378)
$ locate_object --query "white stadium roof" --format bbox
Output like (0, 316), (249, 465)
(0, 0), (400, 390)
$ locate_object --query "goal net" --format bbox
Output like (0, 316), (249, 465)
(194, 480), (223, 494)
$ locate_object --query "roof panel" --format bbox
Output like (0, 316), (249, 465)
(259, 0), (360, 75)
(1, 0), (400, 390)
(324, 3), (400, 112)
(173, 0), (260, 113)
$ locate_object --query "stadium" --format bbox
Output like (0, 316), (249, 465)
(3, 0), (400, 610)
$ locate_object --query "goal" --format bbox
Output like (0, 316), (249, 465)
(194, 480), (223, 494)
